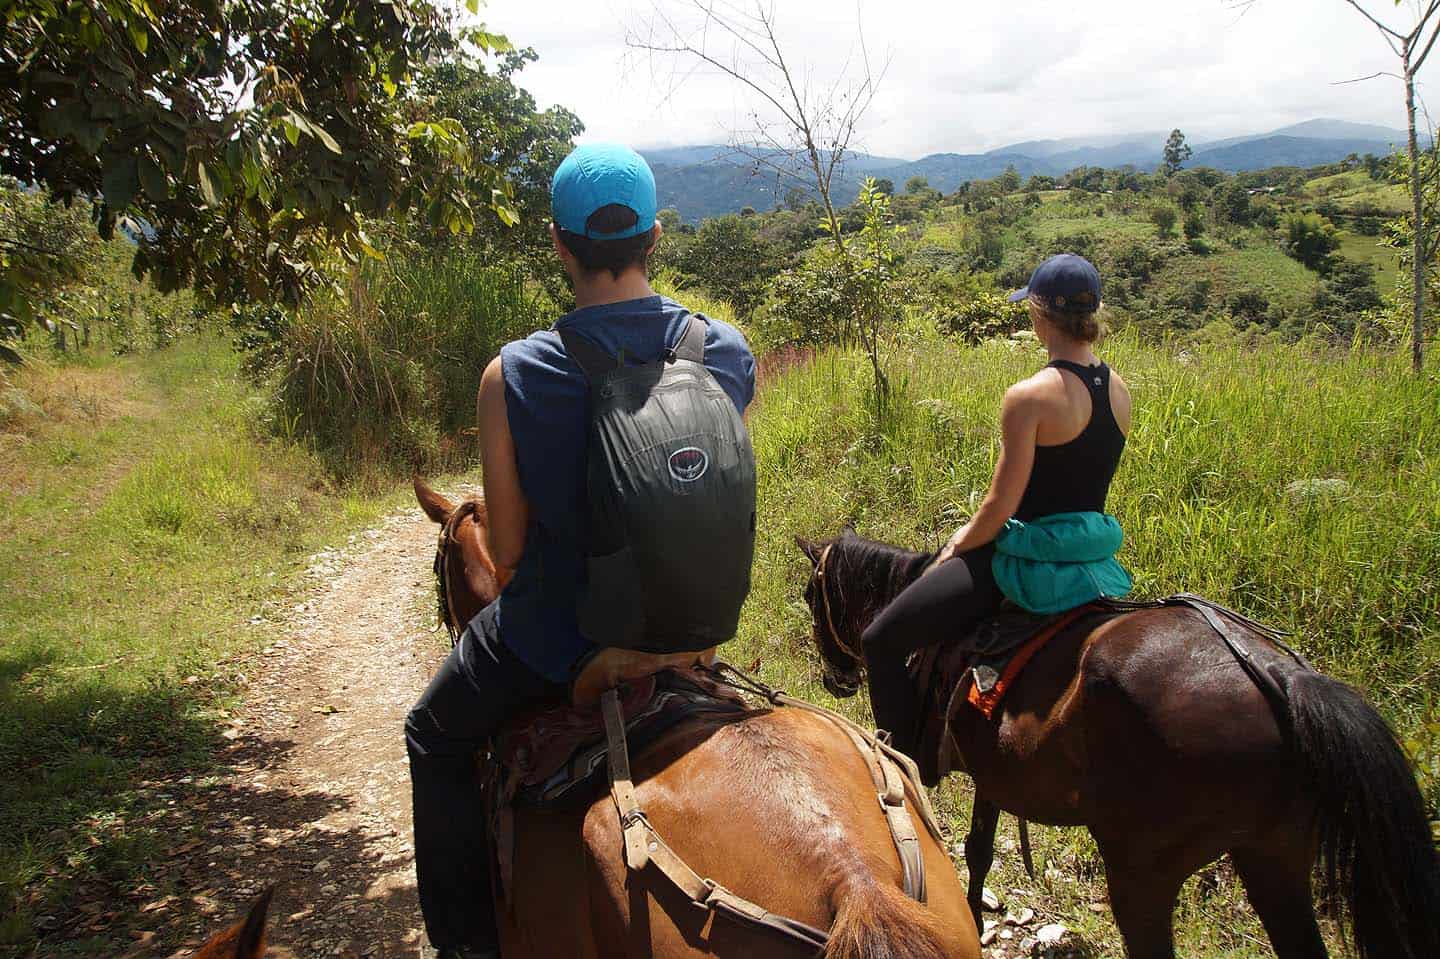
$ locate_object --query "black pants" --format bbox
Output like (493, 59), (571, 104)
(860, 543), (1001, 756)
(405, 604), (564, 952)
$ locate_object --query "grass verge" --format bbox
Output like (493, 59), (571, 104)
(0, 339), (398, 954)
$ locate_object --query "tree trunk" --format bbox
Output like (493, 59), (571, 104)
(1405, 48), (1426, 373)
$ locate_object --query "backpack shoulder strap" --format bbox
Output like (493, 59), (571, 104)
(671, 315), (707, 364)
(557, 328), (618, 382)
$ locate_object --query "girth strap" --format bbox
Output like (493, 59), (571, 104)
(600, 689), (831, 954)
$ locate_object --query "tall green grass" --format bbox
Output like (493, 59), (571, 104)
(730, 331), (1440, 801)
(724, 331), (1438, 956)
(274, 250), (544, 478)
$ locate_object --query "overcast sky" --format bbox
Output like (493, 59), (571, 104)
(475, 0), (1440, 158)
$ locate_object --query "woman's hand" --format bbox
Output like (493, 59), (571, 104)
(933, 526), (969, 567)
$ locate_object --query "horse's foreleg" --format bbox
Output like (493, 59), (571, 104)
(964, 795), (1001, 929)
(1231, 845), (1328, 959)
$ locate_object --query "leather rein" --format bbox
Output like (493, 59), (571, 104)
(433, 499), (483, 646)
(812, 543), (859, 661)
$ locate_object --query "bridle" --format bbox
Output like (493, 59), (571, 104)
(433, 499), (483, 645)
(812, 542), (862, 662)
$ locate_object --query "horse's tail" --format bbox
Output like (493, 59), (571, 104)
(824, 875), (952, 959)
(1281, 668), (1440, 959)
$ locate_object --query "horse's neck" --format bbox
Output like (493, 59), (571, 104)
(853, 544), (933, 626)
(888, 549), (934, 599)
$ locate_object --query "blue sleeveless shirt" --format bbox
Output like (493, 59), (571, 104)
(496, 295), (756, 681)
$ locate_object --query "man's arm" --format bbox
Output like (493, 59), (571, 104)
(477, 355), (529, 570)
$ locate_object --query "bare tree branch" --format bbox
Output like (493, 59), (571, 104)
(1412, 0), (1440, 68)
(1344, 0), (1408, 45)
(1333, 70), (1406, 83)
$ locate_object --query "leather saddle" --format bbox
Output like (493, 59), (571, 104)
(910, 601), (1113, 784)
(490, 647), (747, 809)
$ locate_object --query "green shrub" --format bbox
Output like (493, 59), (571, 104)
(1150, 204), (1179, 238)
(1281, 212), (1340, 272)
(270, 249), (538, 475)
(941, 289), (1028, 343)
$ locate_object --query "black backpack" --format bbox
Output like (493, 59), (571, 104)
(559, 315), (756, 653)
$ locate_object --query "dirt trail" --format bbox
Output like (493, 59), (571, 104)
(154, 495), (467, 959)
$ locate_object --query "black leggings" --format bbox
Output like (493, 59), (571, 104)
(860, 543), (1001, 755)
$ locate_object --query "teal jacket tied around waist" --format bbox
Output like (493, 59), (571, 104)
(991, 511), (1132, 614)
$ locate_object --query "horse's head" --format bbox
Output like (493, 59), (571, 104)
(795, 529), (866, 699)
(191, 888), (273, 959)
(415, 475), (506, 640)
(796, 527), (933, 700)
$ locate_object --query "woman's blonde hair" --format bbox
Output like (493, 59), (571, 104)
(1028, 295), (1105, 343)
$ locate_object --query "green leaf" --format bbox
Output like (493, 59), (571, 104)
(466, 0), (481, 13)
(311, 123), (341, 155)
(225, 139), (244, 174)
(197, 161), (220, 206)
(128, 20), (149, 55)
(101, 155), (139, 209)
(281, 116), (300, 147)
(139, 153), (167, 201)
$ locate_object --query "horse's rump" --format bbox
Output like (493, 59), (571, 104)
(498, 703), (976, 958)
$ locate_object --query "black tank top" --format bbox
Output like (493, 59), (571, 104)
(1014, 359), (1126, 523)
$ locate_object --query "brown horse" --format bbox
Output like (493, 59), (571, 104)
(794, 528), (1440, 959)
(413, 477), (981, 959)
(190, 888), (273, 959)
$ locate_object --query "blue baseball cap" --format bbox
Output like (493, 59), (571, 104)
(551, 144), (658, 240)
(1008, 253), (1102, 312)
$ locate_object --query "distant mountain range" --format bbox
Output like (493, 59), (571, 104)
(642, 119), (1415, 222)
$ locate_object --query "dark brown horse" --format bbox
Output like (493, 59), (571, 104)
(414, 478), (981, 959)
(795, 528), (1440, 959)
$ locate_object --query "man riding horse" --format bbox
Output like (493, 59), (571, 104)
(404, 144), (756, 959)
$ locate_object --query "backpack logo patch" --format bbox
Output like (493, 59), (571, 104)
(668, 446), (709, 483)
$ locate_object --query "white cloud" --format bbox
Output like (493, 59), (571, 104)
(477, 0), (1440, 158)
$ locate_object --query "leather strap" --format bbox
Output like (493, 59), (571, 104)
(1096, 593), (1311, 710)
(601, 689), (652, 871)
(601, 687), (831, 953)
(704, 663), (940, 902)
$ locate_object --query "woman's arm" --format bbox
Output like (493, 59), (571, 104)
(935, 381), (1042, 565)
(477, 355), (529, 571)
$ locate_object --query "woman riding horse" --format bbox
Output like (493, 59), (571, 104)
(796, 257), (1440, 959)
(862, 253), (1131, 757)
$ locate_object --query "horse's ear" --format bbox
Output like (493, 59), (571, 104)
(235, 886), (274, 959)
(413, 475), (454, 525)
(794, 535), (822, 565)
(841, 522), (857, 538)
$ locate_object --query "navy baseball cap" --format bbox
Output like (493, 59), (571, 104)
(551, 144), (658, 240)
(1008, 253), (1102, 312)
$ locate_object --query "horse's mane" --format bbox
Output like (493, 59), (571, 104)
(829, 533), (934, 624)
